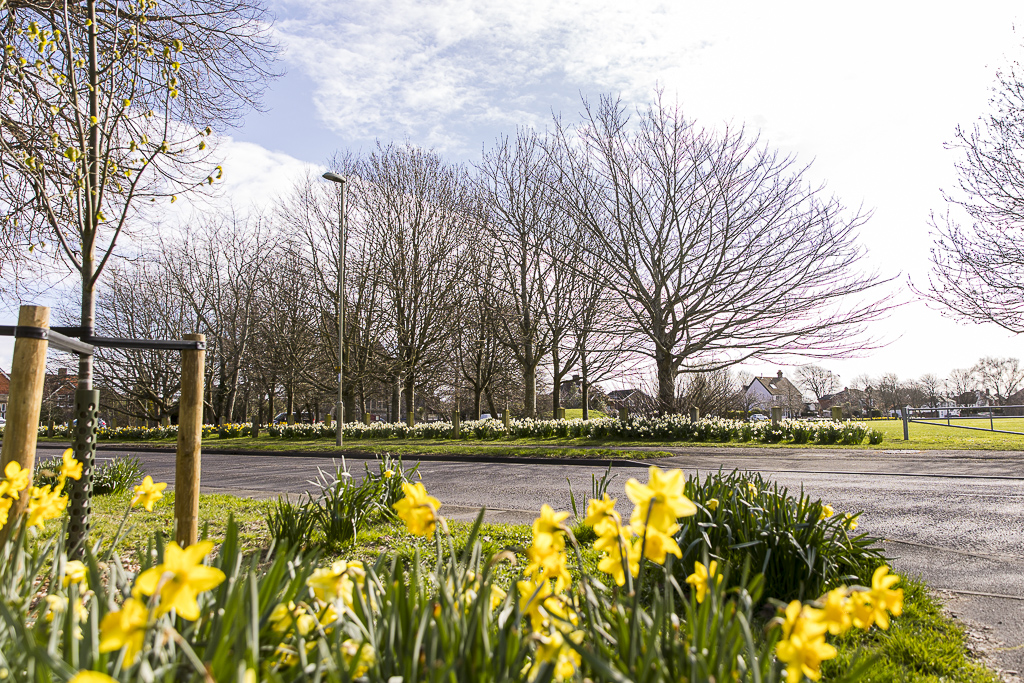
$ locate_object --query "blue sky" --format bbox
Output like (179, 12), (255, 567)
(4, 0), (1024, 389)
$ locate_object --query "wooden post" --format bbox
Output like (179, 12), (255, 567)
(251, 412), (259, 440)
(619, 406), (629, 422)
(504, 403), (510, 429)
(903, 406), (910, 441)
(556, 407), (565, 420)
(771, 406), (782, 426)
(0, 306), (49, 544)
(363, 411), (371, 425)
(830, 406), (842, 421)
(451, 408), (461, 439)
(111, 416), (118, 430)
(175, 333), (205, 547)
(689, 407), (699, 422)
(47, 418), (54, 437)
(407, 409), (414, 428)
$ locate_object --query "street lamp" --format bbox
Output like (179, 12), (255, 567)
(323, 171), (346, 447)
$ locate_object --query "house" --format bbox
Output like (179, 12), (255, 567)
(744, 371), (805, 418)
(818, 387), (870, 418)
(606, 388), (656, 415)
(42, 367), (78, 423)
(0, 367), (9, 421)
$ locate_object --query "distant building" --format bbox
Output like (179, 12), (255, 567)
(606, 388), (657, 415)
(818, 387), (869, 417)
(0, 367), (10, 421)
(744, 371), (805, 418)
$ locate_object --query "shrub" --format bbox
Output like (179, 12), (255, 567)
(34, 455), (144, 495)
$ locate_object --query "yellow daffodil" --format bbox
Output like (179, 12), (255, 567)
(584, 494), (621, 537)
(747, 482), (758, 498)
(0, 497), (12, 528)
(98, 597), (149, 663)
(26, 485), (67, 528)
(848, 590), (875, 630)
(2, 461), (31, 499)
(131, 476), (167, 511)
(132, 540), (226, 620)
(844, 513), (858, 530)
(631, 522), (682, 564)
(531, 505), (570, 553)
(341, 639), (375, 678)
(59, 448), (83, 482)
(69, 672), (118, 683)
(530, 628), (583, 682)
(525, 544), (572, 592)
(820, 587), (851, 635)
(625, 467), (697, 533)
(306, 560), (365, 607)
(392, 482), (441, 538)
(63, 559), (88, 587)
(865, 566), (903, 629)
(776, 600), (834, 682)
(594, 530), (640, 586)
(820, 503), (834, 520)
(269, 601), (317, 636)
(706, 497), (719, 512)
(685, 560), (722, 604)
(383, 469), (394, 479)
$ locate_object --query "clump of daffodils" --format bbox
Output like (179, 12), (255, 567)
(0, 448), (83, 532)
(584, 466), (696, 587)
(774, 565), (904, 682)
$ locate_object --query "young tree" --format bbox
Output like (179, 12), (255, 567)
(549, 94), (891, 413)
(0, 0), (274, 541)
(920, 49), (1024, 332)
(947, 367), (979, 405)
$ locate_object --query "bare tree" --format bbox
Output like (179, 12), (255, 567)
(548, 94), (892, 413)
(876, 373), (905, 412)
(477, 129), (556, 417)
(796, 365), (841, 403)
(919, 50), (1024, 333)
(918, 373), (944, 409)
(363, 142), (473, 423)
(947, 367), (979, 405)
(971, 356), (1024, 404)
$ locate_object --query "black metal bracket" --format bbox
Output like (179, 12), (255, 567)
(0, 325), (204, 353)
(0, 325), (95, 355)
(11, 325), (205, 351)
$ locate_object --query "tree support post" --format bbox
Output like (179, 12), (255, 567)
(175, 333), (205, 547)
(771, 406), (782, 426)
(689, 407), (699, 422)
(451, 408), (461, 439)
(903, 406), (910, 441)
(0, 306), (49, 546)
(830, 406), (842, 421)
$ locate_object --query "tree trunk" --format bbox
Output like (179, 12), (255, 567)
(551, 341), (561, 417)
(655, 347), (676, 414)
(581, 345), (590, 420)
(404, 372), (416, 425)
(391, 376), (402, 423)
(486, 389), (498, 419)
(474, 387), (483, 420)
(343, 385), (357, 425)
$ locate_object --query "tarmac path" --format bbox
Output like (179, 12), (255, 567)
(34, 443), (1024, 679)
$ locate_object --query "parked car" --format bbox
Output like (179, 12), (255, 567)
(272, 411), (316, 424)
(748, 413), (769, 422)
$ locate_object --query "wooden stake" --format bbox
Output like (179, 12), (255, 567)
(175, 333), (205, 547)
(0, 306), (49, 544)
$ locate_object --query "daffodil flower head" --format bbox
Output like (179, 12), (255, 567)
(60, 448), (83, 482)
(706, 497), (719, 512)
(685, 560), (723, 604)
(820, 503), (835, 520)
(2, 461), (31, 499)
(131, 476), (167, 511)
(63, 559), (88, 587)
(531, 504), (570, 553)
(866, 565), (903, 629)
(392, 481), (441, 538)
(69, 672), (118, 683)
(98, 597), (148, 663)
(820, 587), (851, 635)
(132, 540), (226, 620)
(625, 467), (696, 533)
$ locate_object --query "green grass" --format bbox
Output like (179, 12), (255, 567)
(870, 418), (1024, 450)
(822, 577), (1001, 682)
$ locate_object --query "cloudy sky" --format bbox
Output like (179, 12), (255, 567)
(4, 0), (1023, 390)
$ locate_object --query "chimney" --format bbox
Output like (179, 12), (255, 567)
(572, 374), (580, 382)
(57, 367), (67, 378)
(777, 370), (783, 379)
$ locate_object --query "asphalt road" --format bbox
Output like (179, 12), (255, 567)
(36, 443), (1024, 679)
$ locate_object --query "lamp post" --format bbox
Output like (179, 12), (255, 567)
(323, 171), (346, 447)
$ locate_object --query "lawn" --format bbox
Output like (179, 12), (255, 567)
(34, 489), (1001, 683)
(869, 417), (1024, 450)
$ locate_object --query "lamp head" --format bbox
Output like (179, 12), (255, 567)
(322, 172), (345, 184)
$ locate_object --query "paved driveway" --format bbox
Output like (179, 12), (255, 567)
(36, 444), (1024, 678)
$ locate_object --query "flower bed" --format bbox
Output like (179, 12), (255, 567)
(0, 454), (905, 682)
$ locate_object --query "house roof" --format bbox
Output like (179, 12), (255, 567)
(608, 389), (639, 400)
(750, 375), (801, 397)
